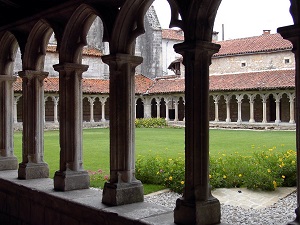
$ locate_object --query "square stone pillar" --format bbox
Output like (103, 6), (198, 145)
(0, 75), (18, 170)
(53, 63), (90, 191)
(101, 54), (144, 206)
(278, 24), (300, 225)
(173, 41), (221, 225)
(18, 71), (49, 179)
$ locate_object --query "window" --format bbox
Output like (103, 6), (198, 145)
(241, 62), (246, 67)
(284, 58), (290, 64)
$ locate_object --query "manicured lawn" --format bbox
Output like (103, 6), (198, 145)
(13, 127), (296, 192)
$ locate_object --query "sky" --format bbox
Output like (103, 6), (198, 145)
(152, 0), (294, 40)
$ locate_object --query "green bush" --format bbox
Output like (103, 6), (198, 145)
(136, 147), (297, 194)
(135, 118), (167, 128)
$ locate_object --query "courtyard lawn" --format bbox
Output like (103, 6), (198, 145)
(13, 127), (296, 191)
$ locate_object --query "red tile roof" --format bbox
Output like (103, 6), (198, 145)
(135, 74), (155, 94)
(209, 69), (295, 91)
(162, 29), (184, 41)
(46, 45), (102, 57)
(147, 76), (185, 94)
(214, 33), (292, 57)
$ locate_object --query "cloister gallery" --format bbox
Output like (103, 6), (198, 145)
(0, 0), (299, 225)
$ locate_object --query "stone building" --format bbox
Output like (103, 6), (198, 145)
(0, 1), (300, 225)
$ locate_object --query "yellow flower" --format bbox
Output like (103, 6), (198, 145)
(282, 175), (286, 179)
(209, 174), (212, 179)
(292, 160), (296, 164)
(223, 175), (227, 179)
(169, 176), (173, 181)
(157, 171), (159, 175)
(238, 174), (242, 177)
(273, 180), (277, 188)
(267, 169), (271, 173)
(181, 181), (184, 185)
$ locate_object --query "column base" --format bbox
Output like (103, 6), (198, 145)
(174, 196), (221, 225)
(0, 156), (18, 170)
(102, 180), (144, 206)
(18, 162), (49, 179)
(54, 170), (90, 191)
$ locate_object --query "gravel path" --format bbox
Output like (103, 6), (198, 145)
(144, 190), (297, 224)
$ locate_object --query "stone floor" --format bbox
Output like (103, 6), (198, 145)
(212, 187), (297, 209)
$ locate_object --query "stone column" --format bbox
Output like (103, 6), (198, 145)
(248, 94), (256, 123)
(99, 96), (108, 122)
(213, 95), (220, 122)
(88, 97), (95, 123)
(225, 95), (231, 122)
(288, 92), (296, 124)
(278, 24), (300, 225)
(0, 75), (18, 170)
(173, 41), (221, 225)
(53, 96), (59, 123)
(155, 97), (160, 118)
(101, 54), (143, 206)
(143, 97), (152, 118)
(261, 94), (268, 123)
(18, 70), (49, 179)
(53, 63), (90, 191)
(174, 97), (179, 122)
(236, 94), (243, 124)
(274, 93), (282, 124)
(165, 97), (170, 121)
(13, 96), (21, 123)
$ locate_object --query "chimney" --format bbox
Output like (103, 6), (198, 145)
(263, 30), (271, 35)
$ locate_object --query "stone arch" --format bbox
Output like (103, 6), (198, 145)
(281, 92), (290, 122)
(59, 4), (97, 63)
(178, 96), (185, 121)
(23, 20), (53, 71)
(0, 32), (19, 75)
(151, 98), (157, 118)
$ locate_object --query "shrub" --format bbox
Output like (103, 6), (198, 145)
(135, 118), (167, 128)
(136, 147), (297, 194)
(87, 169), (110, 188)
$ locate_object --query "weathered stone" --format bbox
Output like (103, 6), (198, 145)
(0, 157), (18, 170)
(18, 162), (49, 179)
(54, 170), (90, 191)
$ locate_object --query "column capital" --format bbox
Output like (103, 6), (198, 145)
(53, 63), (89, 74)
(102, 53), (143, 69)
(0, 75), (17, 82)
(174, 40), (221, 58)
(18, 70), (48, 81)
(278, 24), (300, 52)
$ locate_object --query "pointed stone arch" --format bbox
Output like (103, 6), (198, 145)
(23, 20), (53, 70)
(0, 31), (18, 75)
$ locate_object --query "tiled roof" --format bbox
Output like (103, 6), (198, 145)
(147, 76), (185, 94)
(13, 70), (295, 94)
(46, 45), (102, 57)
(209, 70), (295, 91)
(214, 33), (292, 57)
(162, 29), (184, 41)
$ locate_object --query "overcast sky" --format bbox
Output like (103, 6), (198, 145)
(152, 0), (294, 40)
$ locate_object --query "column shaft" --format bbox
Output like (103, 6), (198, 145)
(53, 63), (90, 191)
(0, 75), (18, 170)
(18, 71), (49, 179)
(101, 54), (143, 206)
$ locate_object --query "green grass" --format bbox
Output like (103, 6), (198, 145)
(13, 127), (296, 191)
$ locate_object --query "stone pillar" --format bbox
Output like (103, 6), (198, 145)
(225, 95), (231, 123)
(99, 96), (108, 122)
(53, 96), (59, 123)
(0, 75), (18, 170)
(143, 97), (152, 118)
(248, 94), (256, 123)
(13, 96), (21, 123)
(174, 99), (179, 122)
(278, 25), (300, 225)
(88, 97), (95, 123)
(274, 93), (282, 124)
(155, 97), (160, 118)
(173, 41), (221, 225)
(165, 97), (170, 121)
(236, 94), (243, 124)
(53, 63), (90, 191)
(213, 95), (220, 122)
(262, 94), (268, 123)
(18, 70), (49, 179)
(101, 54), (143, 206)
(288, 92), (296, 124)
